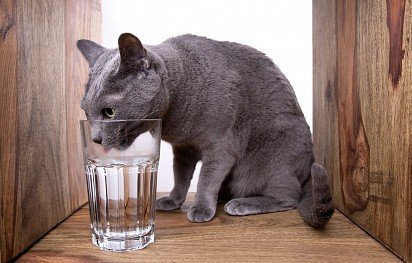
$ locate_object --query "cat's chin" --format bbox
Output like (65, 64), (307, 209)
(113, 139), (135, 151)
(101, 144), (129, 152)
(114, 145), (130, 151)
(100, 137), (135, 152)
(102, 147), (111, 153)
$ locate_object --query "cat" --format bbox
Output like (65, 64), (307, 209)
(77, 33), (334, 227)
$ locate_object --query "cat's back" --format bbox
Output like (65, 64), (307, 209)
(165, 34), (298, 114)
(164, 34), (269, 64)
(158, 34), (305, 130)
(164, 34), (291, 87)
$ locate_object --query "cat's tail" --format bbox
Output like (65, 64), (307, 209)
(297, 162), (334, 228)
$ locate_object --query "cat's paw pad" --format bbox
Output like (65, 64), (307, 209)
(187, 205), (215, 222)
(224, 199), (261, 216)
(156, 196), (182, 211)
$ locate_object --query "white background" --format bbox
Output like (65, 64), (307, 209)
(102, 0), (312, 192)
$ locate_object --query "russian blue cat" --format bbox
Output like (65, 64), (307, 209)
(77, 33), (334, 227)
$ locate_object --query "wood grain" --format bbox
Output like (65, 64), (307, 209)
(386, 0), (406, 87)
(0, 1), (101, 261)
(0, 0), (17, 262)
(336, 0), (370, 212)
(313, 0), (412, 261)
(16, 193), (400, 263)
(312, 0), (342, 216)
(65, 0), (101, 213)
(16, 0), (69, 253)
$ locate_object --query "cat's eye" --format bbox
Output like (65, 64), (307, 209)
(102, 108), (115, 119)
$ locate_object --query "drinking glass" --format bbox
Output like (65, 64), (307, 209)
(80, 119), (161, 251)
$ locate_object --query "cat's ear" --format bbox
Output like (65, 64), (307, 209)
(118, 33), (149, 71)
(76, 40), (106, 68)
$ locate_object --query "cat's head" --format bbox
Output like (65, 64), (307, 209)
(77, 33), (168, 150)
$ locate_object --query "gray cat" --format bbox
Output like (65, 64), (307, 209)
(77, 33), (334, 227)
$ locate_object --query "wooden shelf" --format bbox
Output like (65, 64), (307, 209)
(16, 193), (400, 262)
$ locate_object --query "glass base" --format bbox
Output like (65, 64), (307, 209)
(91, 231), (154, 252)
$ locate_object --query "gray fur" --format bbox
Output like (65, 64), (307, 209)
(77, 40), (106, 67)
(77, 33), (334, 227)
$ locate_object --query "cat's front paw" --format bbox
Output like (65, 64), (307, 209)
(156, 196), (182, 211)
(187, 205), (215, 222)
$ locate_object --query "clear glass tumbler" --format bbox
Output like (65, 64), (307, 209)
(80, 119), (161, 252)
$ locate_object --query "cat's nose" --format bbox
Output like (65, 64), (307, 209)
(92, 137), (102, 144)
(91, 126), (102, 144)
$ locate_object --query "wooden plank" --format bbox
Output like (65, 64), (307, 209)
(16, 193), (400, 263)
(0, 1), (101, 261)
(15, 0), (70, 255)
(355, 0), (411, 260)
(65, 0), (101, 212)
(0, 0), (17, 262)
(312, 0), (341, 207)
(336, 0), (370, 212)
(313, 0), (412, 261)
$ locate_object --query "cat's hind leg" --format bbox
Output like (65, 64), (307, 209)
(224, 176), (301, 216)
(224, 196), (298, 216)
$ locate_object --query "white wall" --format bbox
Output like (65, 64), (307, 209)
(102, 0), (312, 192)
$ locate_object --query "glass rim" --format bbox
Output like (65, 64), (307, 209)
(80, 119), (161, 123)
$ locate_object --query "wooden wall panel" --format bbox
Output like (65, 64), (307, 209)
(313, 0), (412, 261)
(312, 0), (341, 208)
(0, 1), (101, 262)
(16, 0), (69, 251)
(65, 0), (101, 213)
(0, 0), (17, 262)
